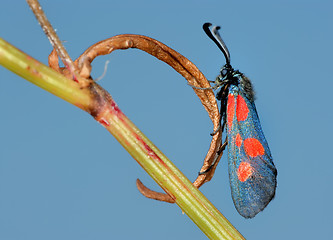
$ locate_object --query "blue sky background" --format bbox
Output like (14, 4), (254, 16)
(1, 1), (332, 239)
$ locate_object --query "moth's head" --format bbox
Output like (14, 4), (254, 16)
(220, 64), (233, 79)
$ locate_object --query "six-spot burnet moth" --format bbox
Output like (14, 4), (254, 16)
(203, 23), (277, 218)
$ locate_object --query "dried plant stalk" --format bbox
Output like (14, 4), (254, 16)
(27, 0), (77, 78)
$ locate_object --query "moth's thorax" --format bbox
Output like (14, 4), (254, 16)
(235, 73), (256, 102)
(216, 64), (256, 102)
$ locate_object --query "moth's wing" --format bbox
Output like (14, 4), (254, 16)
(226, 87), (277, 218)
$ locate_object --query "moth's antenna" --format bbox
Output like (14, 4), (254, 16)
(203, 23), (231, 66)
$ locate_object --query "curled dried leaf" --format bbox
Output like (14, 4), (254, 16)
(75, 34), (219, 122)
(136, 179), (175, 203)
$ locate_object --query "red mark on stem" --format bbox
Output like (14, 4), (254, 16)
(26, 65), (41, 77)
(73, 74), (79, 83)
(237, 162), (253, 182)
(243, 138), (265, 157)
(135, 135), (166, 166)
(99, 118), (110, 126)
(110, 101), (123, 116)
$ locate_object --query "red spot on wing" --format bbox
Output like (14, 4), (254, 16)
(135, 136), (164, 164)
(236, 95), (249, 121)
(227, 94), (235, 130)
(237, 162), (253, 182)
(243, 138), (265, 157)
(235, 133), (242, 147)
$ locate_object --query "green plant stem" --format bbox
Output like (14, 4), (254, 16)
(0, 38), (92, 110)
(0, 38), (244, 240)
